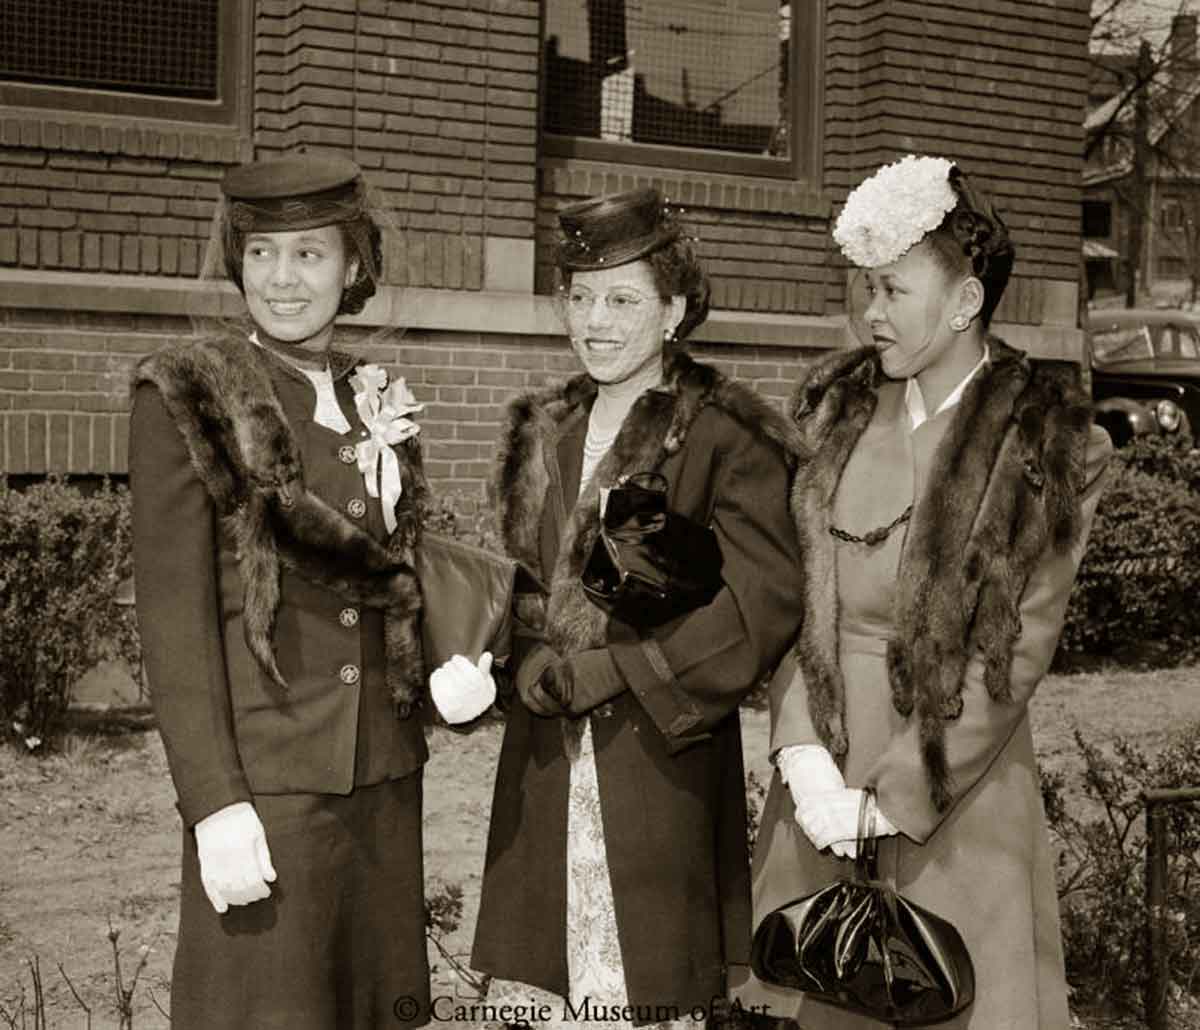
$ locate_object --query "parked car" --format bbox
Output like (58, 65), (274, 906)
(1085, 308), (1200, 448)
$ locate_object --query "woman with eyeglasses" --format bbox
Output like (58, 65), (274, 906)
(429, 187), (805, 1027)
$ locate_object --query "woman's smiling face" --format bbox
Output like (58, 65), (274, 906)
(241, 225), (357, 352)
(564, 260), (679, 385)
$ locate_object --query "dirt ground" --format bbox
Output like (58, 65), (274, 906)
(2, 664), (1199, 1029)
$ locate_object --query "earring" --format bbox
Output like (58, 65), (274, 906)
(950, 314), (970, 332)
(663, 328), (676, 342)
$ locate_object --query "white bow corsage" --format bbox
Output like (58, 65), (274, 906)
(349, 364), (424, 533)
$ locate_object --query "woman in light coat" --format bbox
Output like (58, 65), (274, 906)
(732, 156), (1112, 1029)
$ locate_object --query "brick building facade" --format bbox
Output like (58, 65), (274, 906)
(0, 0), (1092, 495)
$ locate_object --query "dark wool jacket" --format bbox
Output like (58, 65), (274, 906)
(471, 349), (806, 1018)
(130, 333), (429, 826)
(788, 337), (1095, 812)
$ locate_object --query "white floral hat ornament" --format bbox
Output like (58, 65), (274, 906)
(833, 155), (958, 268)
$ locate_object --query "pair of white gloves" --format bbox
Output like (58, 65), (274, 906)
(193, 653), (496, 915)
(778, 744), (899, 859)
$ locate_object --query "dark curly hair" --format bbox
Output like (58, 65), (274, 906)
(557, 237), (712, 343)
(222, 211), (383, 317)
(925, 166), (1014, 327)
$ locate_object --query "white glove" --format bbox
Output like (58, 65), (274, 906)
(793, 787), (899, 860)
(430, 652), (496, 725)
(194, 801), (276, 914)
(777, 744), (846, 799)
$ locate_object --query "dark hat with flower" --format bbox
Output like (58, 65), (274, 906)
(220, 153), (366, 233)
(557, 186), (682, 271)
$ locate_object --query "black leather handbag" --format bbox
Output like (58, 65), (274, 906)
(750, 790), (975, 1026)
(581, 471), (723, 628)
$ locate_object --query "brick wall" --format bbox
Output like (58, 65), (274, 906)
(0, 137), (236, 278)
(255, 0), (539, 290)
(0, 308), (817, 503)
(822, 0), (1092, 325)
(0, 0), (1093, 485)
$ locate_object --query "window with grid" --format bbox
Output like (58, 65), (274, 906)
(0, 0), (244, 126)
(542, 0), (820, 180)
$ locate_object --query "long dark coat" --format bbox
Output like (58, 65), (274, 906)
(470, 351), (806, 1019)
(732, 341), (1112, 1028)
(130, 335), (431, 1029)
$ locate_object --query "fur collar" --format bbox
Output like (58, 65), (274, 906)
(790, 337), (1092, 810)
(134, 332), (427, 714)
(492, 349), (800, 659)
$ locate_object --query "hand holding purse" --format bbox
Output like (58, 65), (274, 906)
(751, 788), (975, 1026)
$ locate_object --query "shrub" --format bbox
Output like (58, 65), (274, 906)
(1120, 431), (1200, 493)
(1058, 452), (1200, 668)
(423, 490), (503, 551)
(1044, 722), (1200, 1012)
(0, 478), (139, 748)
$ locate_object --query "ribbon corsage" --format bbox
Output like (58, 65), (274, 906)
(350, 364), (423, 533)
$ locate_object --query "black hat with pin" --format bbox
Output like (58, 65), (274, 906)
(220, 153), (366, 233)
(557, 186), (682, 272)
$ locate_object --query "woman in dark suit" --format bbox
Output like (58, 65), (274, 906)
(130, 154), (431, 1029)
(432, 187), (806, 1028)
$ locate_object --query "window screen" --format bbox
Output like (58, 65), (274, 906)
(543, 0), (791, 159)
(0, 0), (220, 100)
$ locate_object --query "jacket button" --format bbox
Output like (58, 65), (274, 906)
(338, 444), (357, 465)
(339, 607), (359, 628)
(339, 664), (360, 685)
(347, 497), (367, 519)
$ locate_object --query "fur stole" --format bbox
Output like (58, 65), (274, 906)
(790, 337), (1092, 810)
(133, 333), (427, 715)
(492, 348), (799, 663)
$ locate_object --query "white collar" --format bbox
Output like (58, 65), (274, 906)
(248, 332), (350, 433)
(904, 349), (989, 432)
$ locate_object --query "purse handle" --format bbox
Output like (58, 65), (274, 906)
(854, 787), (881, 883)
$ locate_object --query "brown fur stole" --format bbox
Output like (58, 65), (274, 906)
(491, 349), (799, 747)
(789, 337), (1092, 810)
(134, 333), (427, 715)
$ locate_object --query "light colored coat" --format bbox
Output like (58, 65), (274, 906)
(731, 374), (1111, 1030)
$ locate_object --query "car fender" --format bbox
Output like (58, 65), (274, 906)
(1093, 396), (1159, 445)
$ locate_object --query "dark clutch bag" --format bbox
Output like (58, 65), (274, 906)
(581, 471), (723, 628)
(750, 789), (975, 1027)
(415, 531), (517, 671)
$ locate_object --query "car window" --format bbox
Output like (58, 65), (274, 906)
(1164, 324), (1200, 359)
(1092, 323), (1154, 362)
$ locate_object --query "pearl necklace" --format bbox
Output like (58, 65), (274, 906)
(584, 421), (620, 461)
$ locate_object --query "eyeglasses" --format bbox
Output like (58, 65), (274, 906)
(564, 286), (659, 318)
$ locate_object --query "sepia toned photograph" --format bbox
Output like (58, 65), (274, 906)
(1, 2), (1198, 1028)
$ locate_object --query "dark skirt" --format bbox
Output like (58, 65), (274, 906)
(170, 771), (429, 1030)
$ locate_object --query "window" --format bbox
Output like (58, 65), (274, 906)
(1162, 199), (1186, 231)
(1082, 199), (1112, 238)
(541, 0), (822, 180)
(1157, 253), (1186, 277)
(0, 0), (247, 126)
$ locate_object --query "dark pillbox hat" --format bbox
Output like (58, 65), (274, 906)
(557, 186), (681, 271)
(220, 153), (365, 232)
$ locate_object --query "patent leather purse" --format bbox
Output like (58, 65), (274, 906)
(750, 789), (975, 1026)
(581, 471), (723, 628)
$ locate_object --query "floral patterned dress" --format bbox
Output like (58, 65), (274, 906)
(482, 442), (702, 1030)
